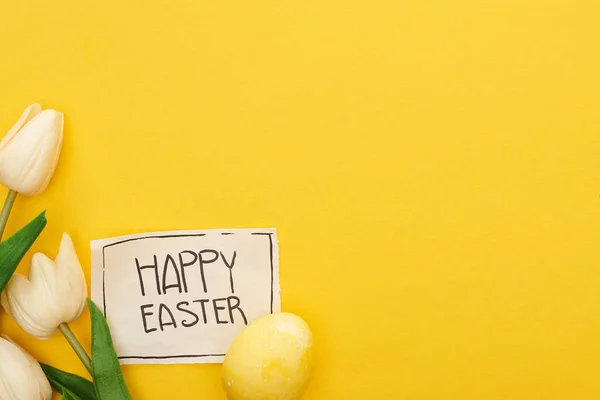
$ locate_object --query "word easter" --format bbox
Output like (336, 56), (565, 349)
(135, 250), (248, 333)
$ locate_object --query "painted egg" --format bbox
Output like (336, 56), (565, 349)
(222, 312), (314, 400)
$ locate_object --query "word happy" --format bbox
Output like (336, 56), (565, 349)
(135, 249), (248, 333)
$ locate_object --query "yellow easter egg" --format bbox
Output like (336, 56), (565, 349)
(222, 312), (314, 400)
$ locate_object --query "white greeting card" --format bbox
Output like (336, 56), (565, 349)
(91, 229), (280, 365)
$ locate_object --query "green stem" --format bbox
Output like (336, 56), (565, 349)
(0, 190), (17, 240)
(59, 323), (93, 375)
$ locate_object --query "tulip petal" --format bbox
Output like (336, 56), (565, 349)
(0, 337), (51, 399)
(37, 111), (64, 195)
(0, 104), (42, 151)
(0, 108), (63, 195)
(55, 233), (87, 322)
(1, 273), (60, 339)
(2, 336), (53, 400)
(0, 338), (34, 399)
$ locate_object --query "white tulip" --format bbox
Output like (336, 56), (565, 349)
(0, 336), (52, 400)
(1, 233), (87, 339)
(0, 103), (63, 196)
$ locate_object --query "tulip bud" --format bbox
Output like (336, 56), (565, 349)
(0, 103), (63, 196)
(0, 336), (52, 399)
(1, 233), (87, 339)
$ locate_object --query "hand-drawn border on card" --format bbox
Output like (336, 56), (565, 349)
(100, 231), (276, 361)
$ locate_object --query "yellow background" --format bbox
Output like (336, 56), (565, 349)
(1, 0), (599, 399)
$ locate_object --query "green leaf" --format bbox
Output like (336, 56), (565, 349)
(0, 211), (46, 292)
(41, 363), (97, 400)
(88, 299), (132, 400)
(62, 390), (77, 400)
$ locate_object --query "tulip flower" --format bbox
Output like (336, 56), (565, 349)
(0, 103), (63, 239)
(0, 103), (63, 196)
(0, 336), (52, 400)
(1, 233), (92, 373)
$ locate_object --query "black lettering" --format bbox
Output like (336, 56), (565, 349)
(140, 304), (157, 333)
(212, 298), (228, 324)
(220, 251), (237, 293)
(178, 250), (198, 293)
(198, 250), (219, 293)
(192, 299), (210, 323)
(176, 301), (200, 328)
(162, 254), (183, 294)
(136, 255), (161, 296)
(226, 296), (247, 325)
(158, 303), (177, 331)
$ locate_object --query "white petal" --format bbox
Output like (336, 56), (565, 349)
(33, 111), (64, 196)
(0, 255), (63, 339)
(0, 336), (52, 400)
(0, 108), (63, 195)
(0, 104), (42, 151)
(0, 337), (48, 400)
(55, 233), (88, 322)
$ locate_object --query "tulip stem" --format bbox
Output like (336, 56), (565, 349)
(0, 190), (17, 240)
(59, 323), (93, 375)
